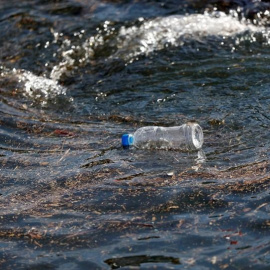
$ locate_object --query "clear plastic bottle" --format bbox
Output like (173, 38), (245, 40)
(122, 122), (203, 150)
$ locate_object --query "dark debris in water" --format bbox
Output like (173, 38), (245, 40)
(81, 158), (113, 168)
(104, 255), (180, 269)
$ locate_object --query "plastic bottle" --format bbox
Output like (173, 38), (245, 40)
(122, 122), (203, 150)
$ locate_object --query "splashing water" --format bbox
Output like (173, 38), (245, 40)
(115, 12), (261, 60)
(18, 70), (67, 99)
(0, 67), (68, 107)
(1, 11), (265, 106)
(48, 11), (264, 82)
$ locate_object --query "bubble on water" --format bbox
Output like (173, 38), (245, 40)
(95, 92), (107, 101)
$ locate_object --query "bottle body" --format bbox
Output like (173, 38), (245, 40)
(122, 122), (203, 150)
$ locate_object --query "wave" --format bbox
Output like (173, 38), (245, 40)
(115, 11), (261, 60)
(0, 11), (265, 105)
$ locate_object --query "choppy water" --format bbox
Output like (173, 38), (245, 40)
(1, 0), (270, 269)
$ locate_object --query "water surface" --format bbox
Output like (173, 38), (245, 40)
(0, 0), (270, 269)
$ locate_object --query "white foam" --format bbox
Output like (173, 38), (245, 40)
(116, 12), (261, 59)
(0, 66), (68, 105)
(17, 70), (67, 102)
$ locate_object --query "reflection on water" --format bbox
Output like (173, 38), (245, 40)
(0, 0), (270, 269)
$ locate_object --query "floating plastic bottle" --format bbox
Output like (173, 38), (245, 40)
(122, 122), (203, 150)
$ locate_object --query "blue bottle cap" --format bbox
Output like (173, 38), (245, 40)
(122, 134), (134, 147)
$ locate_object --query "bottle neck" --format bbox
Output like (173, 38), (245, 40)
(185, 123), (204, 150)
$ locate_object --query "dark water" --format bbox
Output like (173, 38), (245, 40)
(1, 0), (270, 269)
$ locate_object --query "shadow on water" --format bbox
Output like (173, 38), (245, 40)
(1, 0), (270, 269)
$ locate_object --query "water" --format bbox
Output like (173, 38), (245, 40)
(0, 0), (270, 269)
